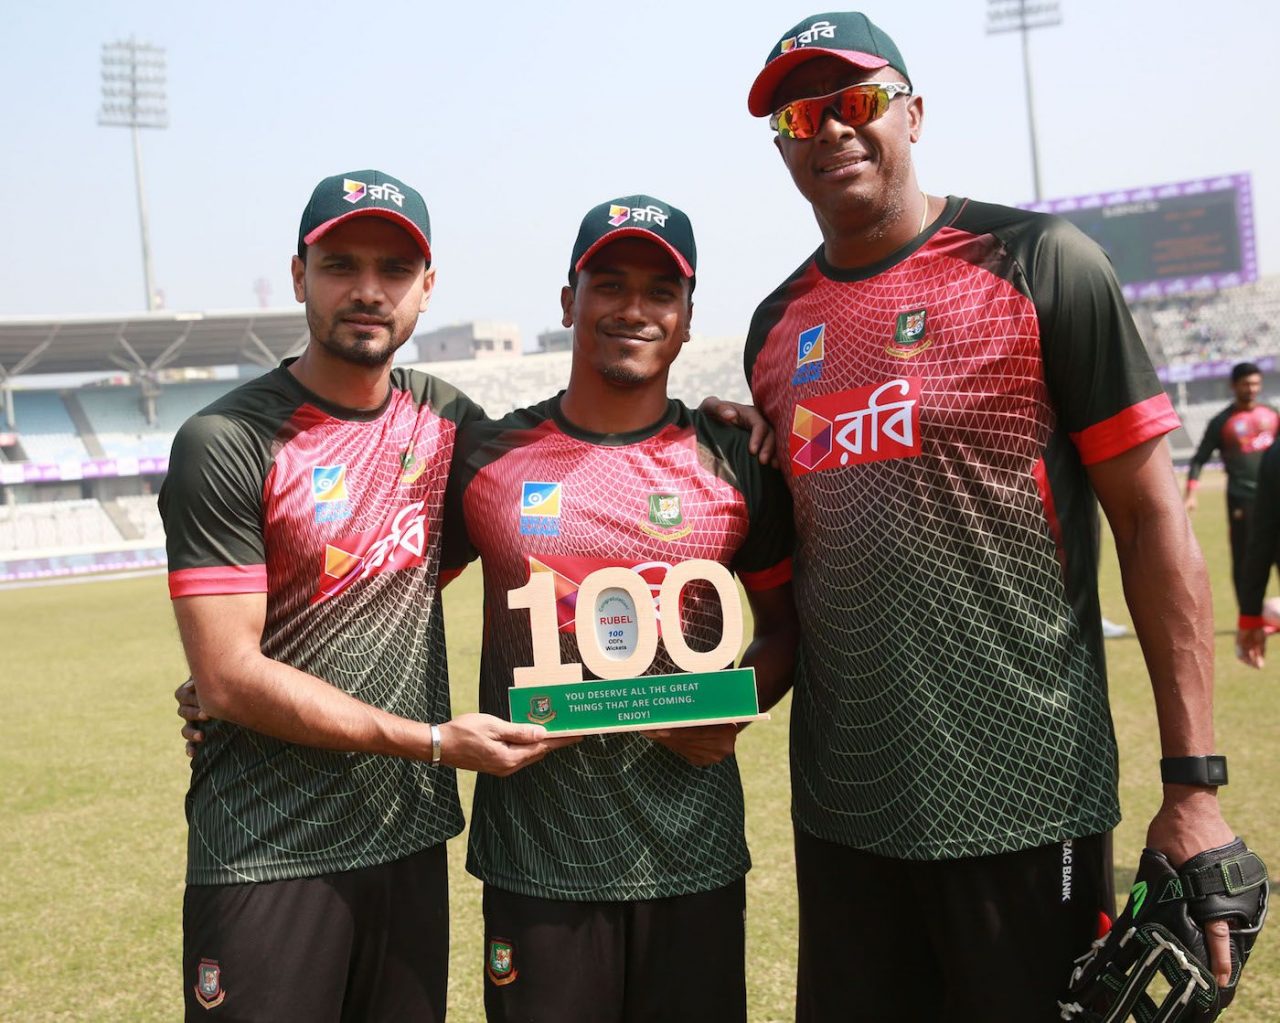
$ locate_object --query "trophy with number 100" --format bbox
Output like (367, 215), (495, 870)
(505, 559), (767, 735)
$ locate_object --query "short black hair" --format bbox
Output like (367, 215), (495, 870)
(1232, 362), (1262, 383)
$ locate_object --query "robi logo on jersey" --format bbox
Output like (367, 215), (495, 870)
(790, 378), (923, 476)
(312, 500), (429, 604)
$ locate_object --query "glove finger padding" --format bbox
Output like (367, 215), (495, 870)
(1059, 838), (1268, 1022)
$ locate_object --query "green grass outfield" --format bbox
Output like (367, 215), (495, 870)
(2, 471), (1276, 1021)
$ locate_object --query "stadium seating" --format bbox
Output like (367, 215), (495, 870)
(112, 494), (165, 543)
(77, 381), (239, 460)
(0, 499), (123, 554)
(9, 391), (90, 463)
(1142, 277), (1280, 368)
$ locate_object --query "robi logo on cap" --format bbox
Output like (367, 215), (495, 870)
(343, 178), (368, 204)
(608, 205), (631, 227)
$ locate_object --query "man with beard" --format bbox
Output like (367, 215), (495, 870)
(737, 12), (1257, 1020)
(160, 170), (566, 1021)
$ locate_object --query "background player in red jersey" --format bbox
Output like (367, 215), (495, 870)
(735, 11), (1263, 1021)
(1184, 361), (1280, 612)
(162, 170), (567, 1021)
(441, 195), (799, 1023)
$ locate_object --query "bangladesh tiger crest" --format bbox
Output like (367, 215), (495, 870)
(527, 695), (556, 724)
(399, 446), (428, 484)
(640, 492), (692, 541)
(193, 958), (225, 1010)
(889, 308), (931, 357)
(487, 938), (518, 985)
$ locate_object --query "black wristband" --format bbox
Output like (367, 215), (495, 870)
(1160, 755), (1228, 786)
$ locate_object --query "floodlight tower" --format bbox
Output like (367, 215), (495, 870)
(99, 38), (168, 311)
(986, 0), (1060, 202)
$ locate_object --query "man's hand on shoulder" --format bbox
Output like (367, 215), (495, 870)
(439, 713), (580, 776)
(699, 395), (778, 467)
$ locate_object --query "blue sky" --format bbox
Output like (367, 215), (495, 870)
(2, 0), (1276, 350)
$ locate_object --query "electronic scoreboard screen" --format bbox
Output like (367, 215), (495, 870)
(1024, 174), (1257, 300)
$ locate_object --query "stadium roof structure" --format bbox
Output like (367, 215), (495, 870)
(0, 308), (309, 379)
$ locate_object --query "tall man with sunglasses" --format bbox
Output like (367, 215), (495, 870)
(740, 12), (1257, 1020)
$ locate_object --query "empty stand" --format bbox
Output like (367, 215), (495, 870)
(0, 499), (124, 554)
(9, 391), (90, 463)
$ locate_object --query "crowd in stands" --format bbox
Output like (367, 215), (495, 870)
(1139, 276), (1280, 368)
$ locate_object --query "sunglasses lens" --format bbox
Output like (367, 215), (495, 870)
(773, 101), (820, 139)
(836, 86), (887, 127)
(772, 85), (892, 139)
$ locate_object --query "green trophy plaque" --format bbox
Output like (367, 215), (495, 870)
(506, 558), (768, 736)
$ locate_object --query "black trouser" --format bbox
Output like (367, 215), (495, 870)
(1229, 494), (1256, 610)
(481, 878), (747, 1023)
(794, 828), (1114, 1023)
(183, 843), (448, 1022)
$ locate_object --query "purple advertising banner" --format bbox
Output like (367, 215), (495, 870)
(1023, 174), (1257, 301)
(1158, 355), (1277, 384)
(0, 455), (168, 485)
(0, 547), (167, 584)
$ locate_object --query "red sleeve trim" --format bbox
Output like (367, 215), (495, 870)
(439, 566), (465, 588)
(739, 558), (793, 591)
(169, 564), (268, 598)
(1069, 393), (1181, 466)
(1186, 478), (1200, 491)
(1239, 615), (1266, 630)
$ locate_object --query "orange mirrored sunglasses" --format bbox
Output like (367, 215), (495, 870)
(769, 82), (912, 139)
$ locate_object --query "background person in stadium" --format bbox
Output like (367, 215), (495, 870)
(740, 11), (1251, 1019)
(160, 169), (570, 1021)
(440, 194), (799, 1023)
(1184, 361), (1280, 612)
(1234, 436), (1280, 668)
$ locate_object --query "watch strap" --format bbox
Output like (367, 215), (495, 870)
(1160, 754), (1228, 786)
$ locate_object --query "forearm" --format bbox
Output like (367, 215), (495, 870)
(740, 583), (799, 712)
(195, 650), (433, 759)
(1115, 505), (1216, 756)
(740, 631), (796, 712)
(174, 594), (434, 760)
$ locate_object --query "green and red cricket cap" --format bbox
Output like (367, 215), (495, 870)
(747, 12), (912, 117)
(298, 169), (432, 263)
(570, 194), (696, 280)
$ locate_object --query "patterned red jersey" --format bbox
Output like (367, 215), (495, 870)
(160, 364), (481, 884)
(745, 197), (1180, 860)
(1187, 402), (1280, 502)
(443, 396), (793, 900)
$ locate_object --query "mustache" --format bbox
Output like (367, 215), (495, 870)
(601, 321), (664, 342)
(338, 303), (390, 321)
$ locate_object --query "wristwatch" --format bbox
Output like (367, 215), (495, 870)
(1160, 755), (1228, 786)
(430, 723), (443, 766)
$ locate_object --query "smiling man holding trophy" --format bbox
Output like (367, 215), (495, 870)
(441, 194), (799, 1023)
